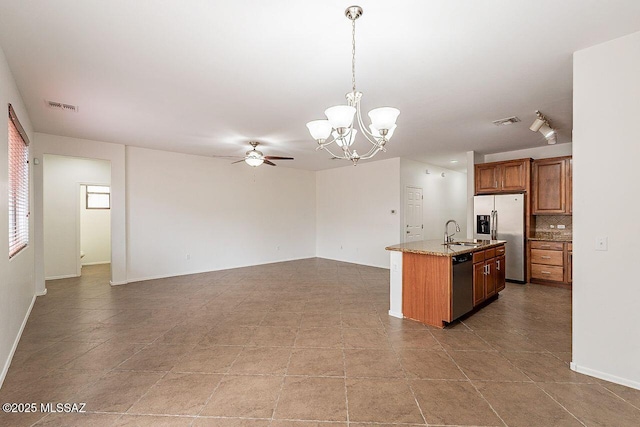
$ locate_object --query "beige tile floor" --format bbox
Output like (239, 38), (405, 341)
(1, 259), (639, 426)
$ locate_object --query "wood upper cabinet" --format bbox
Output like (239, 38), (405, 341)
(475, 164), (500, 193)
(475, 159), (531, 194)
(532, 156), (572, 214)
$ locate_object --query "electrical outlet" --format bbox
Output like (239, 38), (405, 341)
(186, 254), (191, 260)
(595, 237), (608, 251)
(549, 225), (555, 229)
(393, 263), (399, 272)
(557, 224), (566, 229)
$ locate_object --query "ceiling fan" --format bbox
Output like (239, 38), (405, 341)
(214, 141), (294, 167)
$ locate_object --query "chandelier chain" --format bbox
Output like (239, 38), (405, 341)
(351, 17), (356, 93)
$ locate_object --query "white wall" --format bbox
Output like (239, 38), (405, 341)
(0, 46), (35, 388)
(33, 133), (126, 288)
(126, 146), (316, 282)
(80, 185), (111, 265)
(43, 156), (111, 279)
(572, 31), (640, 389)
(400, 159), (468, 242)
(316, 158), (401, 268)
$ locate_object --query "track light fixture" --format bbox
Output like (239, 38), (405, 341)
(529, 110), (557, 144)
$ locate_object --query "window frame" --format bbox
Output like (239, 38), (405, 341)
(85, 185), (111, 210)
(8, 104), (30, 259)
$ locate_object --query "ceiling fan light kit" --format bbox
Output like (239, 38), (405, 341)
(306, 5), (400, 165)
(218, 141), (294, 167)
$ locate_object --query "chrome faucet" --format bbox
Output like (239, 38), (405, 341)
(444, 220), (461, 244)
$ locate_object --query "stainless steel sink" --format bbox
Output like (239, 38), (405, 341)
(442, 242), (480, 247)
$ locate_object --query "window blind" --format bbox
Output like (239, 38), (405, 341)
(8, 104), (30, 258)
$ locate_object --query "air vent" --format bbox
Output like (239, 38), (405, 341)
(492, 116), (520, 126)
(45, 100), (79, 113)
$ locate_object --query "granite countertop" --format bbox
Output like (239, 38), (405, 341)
(385, 239), (507, 257)
(529, 233), (572, 242)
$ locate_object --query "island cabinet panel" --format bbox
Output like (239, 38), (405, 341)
(485, 258), (497, 298)
(473, 244), (504, 307)
(402, 253), (452, 326)
(496, 255), (506, 292)
(473, 262), (486, 306)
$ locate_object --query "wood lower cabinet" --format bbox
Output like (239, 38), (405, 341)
(529, 240), (572, 285)
(473, 245), (505, 306)
(475, 159), (531, 194)
(496, 254), (506, 292)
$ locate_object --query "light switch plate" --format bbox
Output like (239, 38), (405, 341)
(596, 237), (608, 251)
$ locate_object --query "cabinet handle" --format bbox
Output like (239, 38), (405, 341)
(541, 245), (550, 248)
(497, 260), (500, 270)
(541, 271), (551, 275)
(541, 256), (551, 259)
(494, 181), (498, 188)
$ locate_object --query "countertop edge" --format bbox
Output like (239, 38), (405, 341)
(385, 240), (506, 257)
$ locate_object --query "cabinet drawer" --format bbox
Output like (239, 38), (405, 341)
(495, 245), (505, 256)
(473, 251), (485, 263)
(531, 249), (564, 266)
(530, 241), (564, 251)
(531, 264), (564, 281)
(485, 248), (496, 259)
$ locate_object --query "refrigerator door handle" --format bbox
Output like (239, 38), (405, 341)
(490, 210), (497, 240)
(493, 209), (498, 240)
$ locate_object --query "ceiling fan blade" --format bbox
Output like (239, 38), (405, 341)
(263, 159), (276, 166)
(264, 156), (294, 160)
(213, 155), (245, 159)
(231, 159), (246, 164)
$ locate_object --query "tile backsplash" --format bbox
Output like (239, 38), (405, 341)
(534, 215), (572, 238)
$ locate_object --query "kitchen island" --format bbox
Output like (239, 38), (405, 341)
(386, 239), (506, 328)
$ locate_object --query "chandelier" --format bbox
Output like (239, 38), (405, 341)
(306, 6), (400, 165)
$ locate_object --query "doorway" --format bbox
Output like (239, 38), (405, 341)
(79, 184), (111, 273)
(404, 186), (423, 242)
(42, 154), (112, 280)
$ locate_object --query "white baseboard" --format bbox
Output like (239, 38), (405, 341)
(82, 261), (111, 266)
(315, 255), (391, 270)
(109, 280), (128, 286)
(125, 256), (317, 285)
(45, 273), (79, 280)
(36, 288), (47, 296)
(0, 295), (36, 389)
(388, 310), (403, 319)
(571, 362), (640, 391)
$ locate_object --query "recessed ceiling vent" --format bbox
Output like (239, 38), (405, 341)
(492, 116), (520, 126)
(45, 100), (79, 113)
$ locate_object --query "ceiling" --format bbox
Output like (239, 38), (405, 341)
(1, 1), (639, 171)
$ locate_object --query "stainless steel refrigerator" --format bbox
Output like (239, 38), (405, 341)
(473, 194), (525, 283)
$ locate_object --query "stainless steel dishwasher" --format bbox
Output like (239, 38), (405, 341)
(451, 253), (474, 320)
